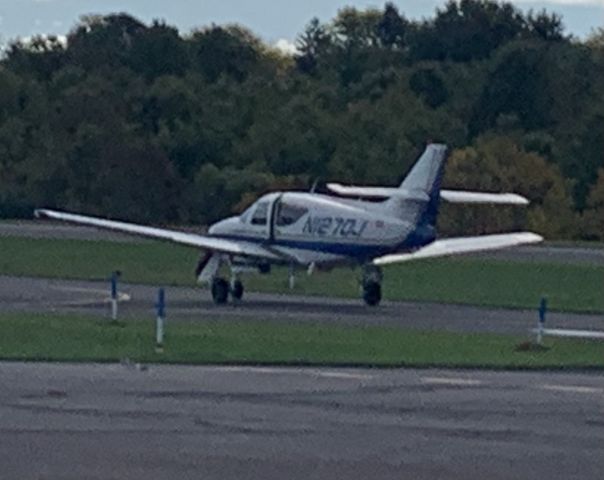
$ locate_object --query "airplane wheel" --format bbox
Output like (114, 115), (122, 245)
(230, 280), (244, 301)
(211, 278), (229, 304)
(363, 281), (382, 306)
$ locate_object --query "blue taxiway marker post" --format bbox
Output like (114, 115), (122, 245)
(155, 288), (166, 353)
(537, 297), (547, 345)
(110, 272), (119, 321)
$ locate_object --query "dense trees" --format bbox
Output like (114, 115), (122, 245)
(0, 1), (602, 239)
(440, 136), (578, 238)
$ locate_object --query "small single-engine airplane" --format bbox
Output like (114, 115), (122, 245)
(35, 144), (543, 306)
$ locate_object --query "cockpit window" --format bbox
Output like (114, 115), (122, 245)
(276, 202), (308, 226)
(250, 201), (269, 226)
(239, 210), (250, 223)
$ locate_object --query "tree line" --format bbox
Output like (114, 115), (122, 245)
(0, 0), (602, 239)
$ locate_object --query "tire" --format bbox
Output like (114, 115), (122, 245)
(230, 280), (244, 301)
(363, 281), (382, 306)
(211, 278), (229, 304)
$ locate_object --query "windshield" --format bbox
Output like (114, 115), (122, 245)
(276, 201), (308, 226)
(250, 201), (269, 226)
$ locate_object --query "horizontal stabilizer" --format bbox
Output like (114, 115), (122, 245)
(326, 184), (428, 200)
(373, 232), (543, 266)
(34, 209), (282, 260)
(441, 190), (529, 205)
(328, 184), (529, 205)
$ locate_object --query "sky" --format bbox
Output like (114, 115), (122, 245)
(0, 0), (602, 48)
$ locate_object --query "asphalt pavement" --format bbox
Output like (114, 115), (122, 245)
(1, 362), (603, 480)
(1, 275), (602, 334)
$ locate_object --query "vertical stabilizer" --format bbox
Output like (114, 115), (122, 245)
(400, 144), (448, 193)
(384, 144), (448, 242)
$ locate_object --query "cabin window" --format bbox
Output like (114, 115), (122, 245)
(250, 202), (269, 226)
(276, 202), (308, 226)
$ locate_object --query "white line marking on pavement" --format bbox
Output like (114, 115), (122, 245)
(309, 371), (374, 380)
(51, 286), (109, 295)
(50, 286), (131, 305)
(52, 286), (130, 299)
(212, 366), (289, 374)
(540, 384), (603, 394)
(211, 366), (373, 379)
(422, 377), (482, 386)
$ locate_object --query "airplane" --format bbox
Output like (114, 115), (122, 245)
(34, 143), (543, 306)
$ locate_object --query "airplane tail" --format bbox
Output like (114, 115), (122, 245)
(383, 143), (448, 243)
(326, 143), (532, 248)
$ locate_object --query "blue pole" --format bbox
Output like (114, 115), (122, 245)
(111, 272), (117, 300)
(157, 288), (165, 318)
(539, 297), (547, 325)
(537, 297), (547, 345)
(110, 272), (118, 321)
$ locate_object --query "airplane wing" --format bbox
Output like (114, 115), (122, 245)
(326, 184), (430, 201)
(327, 184), (529, 205)
(440, 190), (529, 205)
(34, 209), (283, 261)
(373, 232), (543, 266)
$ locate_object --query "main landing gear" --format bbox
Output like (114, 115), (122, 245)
(362, 264), (383, 306)
(211, 264), (383, 306)
(211, 277), (244, 304)
(230, 279), (244, 300)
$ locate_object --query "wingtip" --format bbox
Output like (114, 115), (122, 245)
(521, 232), (544, 244)
(34, 208), (53, 220)
(502, 193), (530, 205)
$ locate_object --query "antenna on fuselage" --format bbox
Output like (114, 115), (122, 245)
(310, 178), (320, 193)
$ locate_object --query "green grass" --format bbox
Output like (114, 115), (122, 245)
(0, 235), (602, 313)
(0, 236), (192, 285)
(0, 313), (603, 369)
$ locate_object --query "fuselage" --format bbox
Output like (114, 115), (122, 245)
(208, 191), (431, 266)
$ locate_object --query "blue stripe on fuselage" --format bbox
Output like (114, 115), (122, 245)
(212, 233), (432, 261)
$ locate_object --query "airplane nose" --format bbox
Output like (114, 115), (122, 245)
(208, 218), (236, 236)
(208, 221), (222, 235)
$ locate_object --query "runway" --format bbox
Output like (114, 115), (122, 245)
(1, 362), (603, 480)
(1, 275), (602, 334)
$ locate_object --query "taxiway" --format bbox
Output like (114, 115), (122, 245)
(1, 362), (603, 480)
(1, 275), (602, 334)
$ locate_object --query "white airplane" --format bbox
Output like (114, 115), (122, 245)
(35, 144), (543, 306)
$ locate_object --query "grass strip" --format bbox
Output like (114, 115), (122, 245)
(0, 313), (603, 369)
(1, 235), (602, 313)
